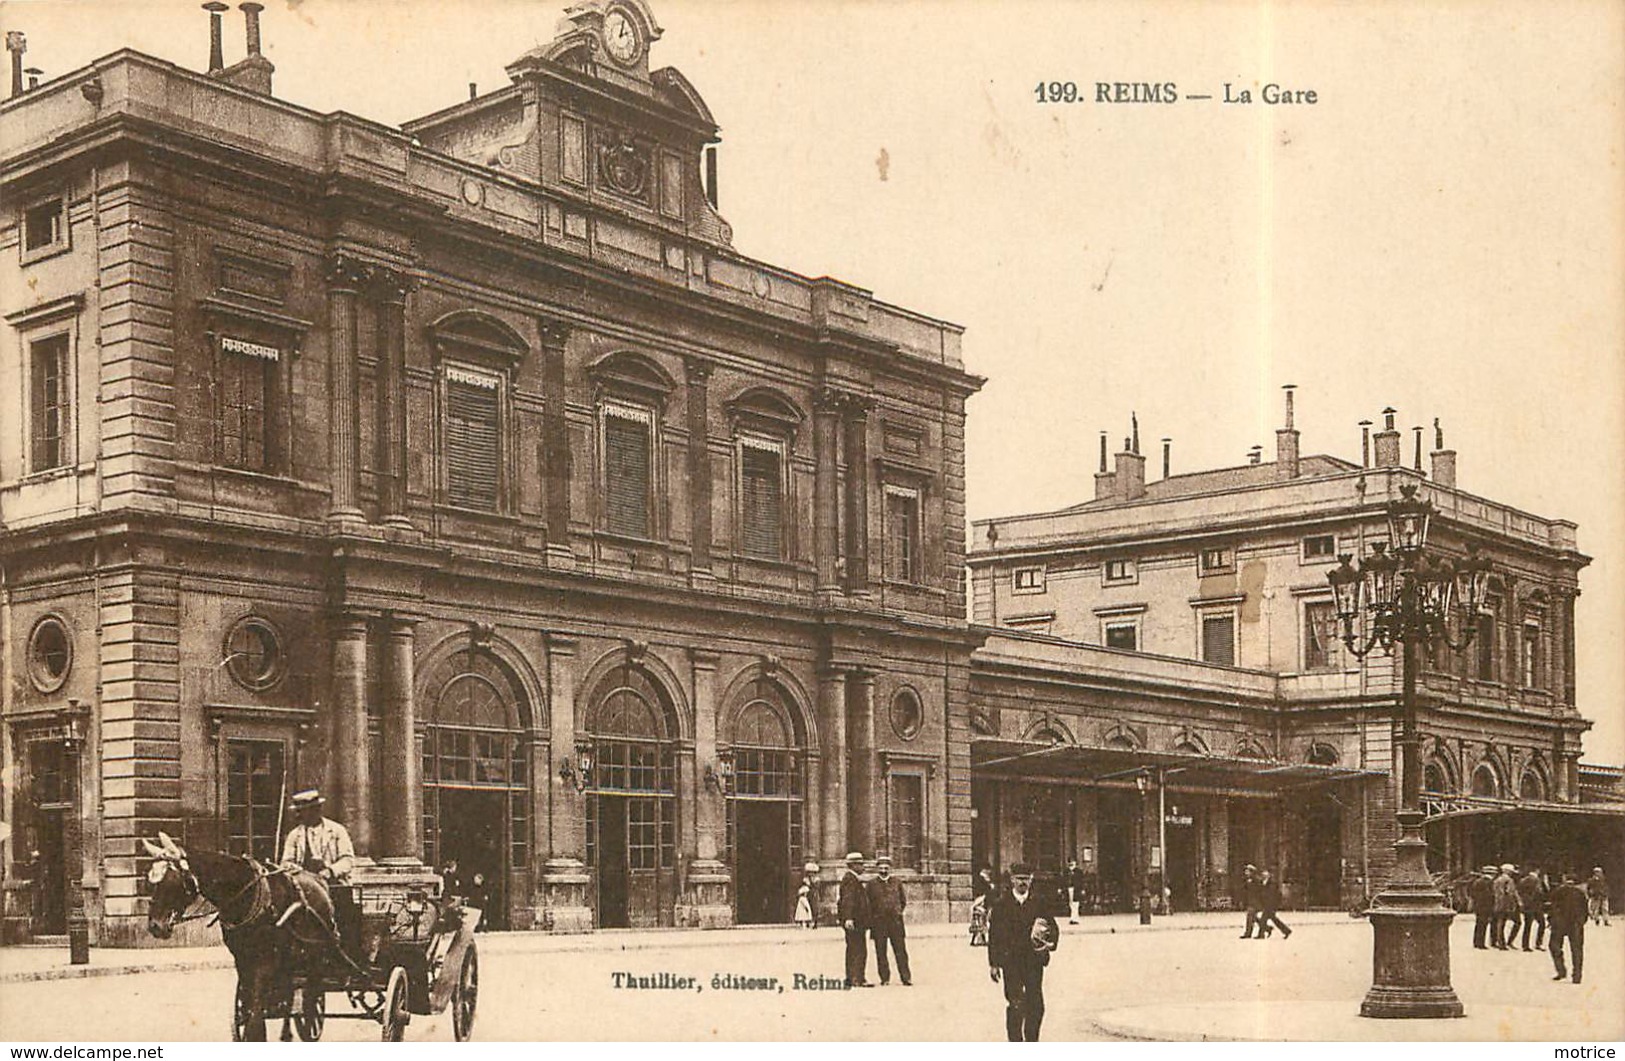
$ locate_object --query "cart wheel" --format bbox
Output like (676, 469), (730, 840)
(380, 966), (411, 1042)
(230, 981), (251, 1042)
(451, 946), (479, 1042)
(294, 987), (326, 1042)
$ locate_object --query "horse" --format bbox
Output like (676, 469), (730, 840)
(143, 832), (338, 1041)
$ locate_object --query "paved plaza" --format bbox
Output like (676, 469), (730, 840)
(1, 913), (1619, 1041)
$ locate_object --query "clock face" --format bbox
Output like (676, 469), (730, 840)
(603, 9), (641, 65)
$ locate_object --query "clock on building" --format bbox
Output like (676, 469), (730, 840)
(602, 7), (643, 66)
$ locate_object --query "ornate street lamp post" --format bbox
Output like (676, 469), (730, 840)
(1326, 484), (1490, 1018)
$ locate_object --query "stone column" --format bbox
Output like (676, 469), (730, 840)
(692, 651), (722, 861)
(842, 398), (871, 595)
(803, 750), (823, 869)
(813, 389), (842, 593)
(685, 359), (715, 584)
(538, 319), (574, 569)
(325, 254), (369, 527)
(848, 670), (877, 856)
(378, 615), (420, 861)
(329, 612), (372, 856)
(539, 634), (591, 931)
(374, 270), (413, 530)
(819, 669), (848, 861)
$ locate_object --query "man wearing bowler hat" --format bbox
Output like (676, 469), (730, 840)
(839, 852), (873, 987)
(280, 789), (355, 885)
(988, 862), (1058, 1041)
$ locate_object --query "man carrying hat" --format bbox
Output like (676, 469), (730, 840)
(866, 854), (911, 986)
(988, 863), (1059, 1041)
(280, 789), (355, 885)
(838, 852), (873, 987)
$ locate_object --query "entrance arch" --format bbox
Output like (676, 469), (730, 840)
(722, 677), (809, 924)
(583, 661), (681, 928)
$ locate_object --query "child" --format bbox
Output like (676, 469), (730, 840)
(795, 880), (814, 928)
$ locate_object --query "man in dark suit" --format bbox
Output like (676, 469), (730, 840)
(866, 854), (910, 985)
(1469, 865), (1497, 949)
(838, 851), (873, 987)
(1549, 871), (1589, 984)
(1517, 866), (1548, 952)
(988, 863), (1059, 1041)
(1239, 864), (1261, 938)
(1255, 868), (1292, 938)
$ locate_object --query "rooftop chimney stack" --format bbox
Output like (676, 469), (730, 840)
(469, 82), (478, 99)
(204, 2), (227, 73)
(1430, 417), (1457, 489)
(24, 66), (41, 91)
(1248, 445), (1263, 465)
(1162, 438), (1172, 480)
(6, 31), (24, 100)
(1373, 407), (1402, 468)
(1359, 420), (1372, 467)
(1094, 431), (1118, 501)
(1114, 422), (1147, 500)
(1412, 426), (1424, 471)
(241, 2), (263, 55)
(1275, 384), (1301, 480)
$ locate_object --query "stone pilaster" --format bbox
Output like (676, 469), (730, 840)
(539, 319), (574, 569)
(539, 634), (591, 931)
(842, 397), (872, 595)
(377, 614), (420, 861)
(813, 388), (842, 594)
(677, 649), (731, 926)
(848, 669), (877, 856)
(328, 611), (372, 856)
(818, 668), (848, 863)
(685, 358), (715, 585)
(373, 269), (414, 530)
(325, 254), (369, 527)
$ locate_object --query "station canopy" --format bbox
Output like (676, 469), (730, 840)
(970, 737), (1384, 793)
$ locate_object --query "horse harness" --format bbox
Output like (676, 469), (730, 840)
(166, 861), (288, 932)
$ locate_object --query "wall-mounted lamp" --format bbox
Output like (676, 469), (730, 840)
(559, 748), (592, 792)
(1134, 769), (1150, 795)
(705, 756), (734, 794)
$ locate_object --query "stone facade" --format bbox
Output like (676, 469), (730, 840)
(0, 0), (981, 945)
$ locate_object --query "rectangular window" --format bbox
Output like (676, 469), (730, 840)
(1199, 547), (1233, 574)
(603, 404), (653, 537)
(1304, 600), (1337, 671)
(1522, 621), (1541, 688)
(23, 199), (64, 254)
(1104, 621), (1138, 651)
(884, 485), (921, 583)
(1104, 558), (1136, 584)
(29, 334), (69, 473)
(1302, 535), (1336, 560)
(1475, 609), (1497, 681)
(889, 774), (924, 871)
(1201, 613), (1236, 666)
(226, 740), (285, 864)
(444, 369), (501, 509)
(219, 344), (274, 472)
(1013, 566), (1045, 592)
(739, 437), (784, 559)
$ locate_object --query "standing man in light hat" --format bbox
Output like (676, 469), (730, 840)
(839, 851), (873, 987)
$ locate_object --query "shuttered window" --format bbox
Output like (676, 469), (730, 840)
(603, 404), (653, 537)
(739, 438), (783, 559)
(1201, 613), (1236, 666)
(219, 350), (270, 471)
(884, 485), (921, 583)
(444, 369), (501, 509)
(30, 335), (69, 473)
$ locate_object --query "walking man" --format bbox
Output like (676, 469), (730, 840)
(866, 854), (911, 986)
(1239, 864), (1262, 938)
(988, 863), (1059, 1041)
(1257, 868), (1292, 939)
(1587, 867), (1611, 926)
(1469, 865), (1496, 950)
(839, 852), (873, 988)
(1549, 871), (1589, 984)
(1517, 866), (1548, 952)
(1493, 863), (1519, 949)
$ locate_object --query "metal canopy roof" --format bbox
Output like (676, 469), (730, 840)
(971, 738), (1384, 793)
(1419, 795), (1625, 823)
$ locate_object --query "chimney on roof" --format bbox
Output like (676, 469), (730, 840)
(1115, 418), (1147, 500)
(1162, 438), (1172, 480)
(204, 2), (228, 72)
(1412, 426), (1425, 471)
(216, 3), (274, 95)
(1430, 417), (1457, 488)
(241, 2), (263, 55)
(1275, 384), (1301, 480)
(1094, 431), (1117, 501)
(1373, 407), (1402, 468)
(6, 31), (25, 100)
(1359, 420), (1372, 467)
(24, 66), (40, 91)
(1248, 445), (1263, 465)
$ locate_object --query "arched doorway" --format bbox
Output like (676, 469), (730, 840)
(584, 665), (679, 929)
(421, 648), (534, 932)
(724, 687), (805, 925)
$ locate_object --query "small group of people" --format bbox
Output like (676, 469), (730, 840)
(1237, 864), (1291, 940)
(1470, 863), (1608, 985)
(836, 851), (912, 987)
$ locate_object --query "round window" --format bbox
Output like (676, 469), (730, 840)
(890, 687), (923, 741)
(28, 615), (73, 692)
(224, 617), (285, 691)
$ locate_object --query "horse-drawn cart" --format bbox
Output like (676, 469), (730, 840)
(240, 875), (481, 1043)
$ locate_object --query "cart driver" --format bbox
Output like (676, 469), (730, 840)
(281, 789), (356, 885)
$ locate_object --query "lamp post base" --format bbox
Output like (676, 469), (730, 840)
(1360, 813), (1464, 1020)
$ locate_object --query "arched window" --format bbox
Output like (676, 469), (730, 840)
(1308, 742), (1340, 766)
(1424, 762), (1449, 795)
(1520, 768), (1547, 802)
(1472, 763), (1500, 798)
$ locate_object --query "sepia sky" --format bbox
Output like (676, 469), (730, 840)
(4, 0), (1621, 762)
